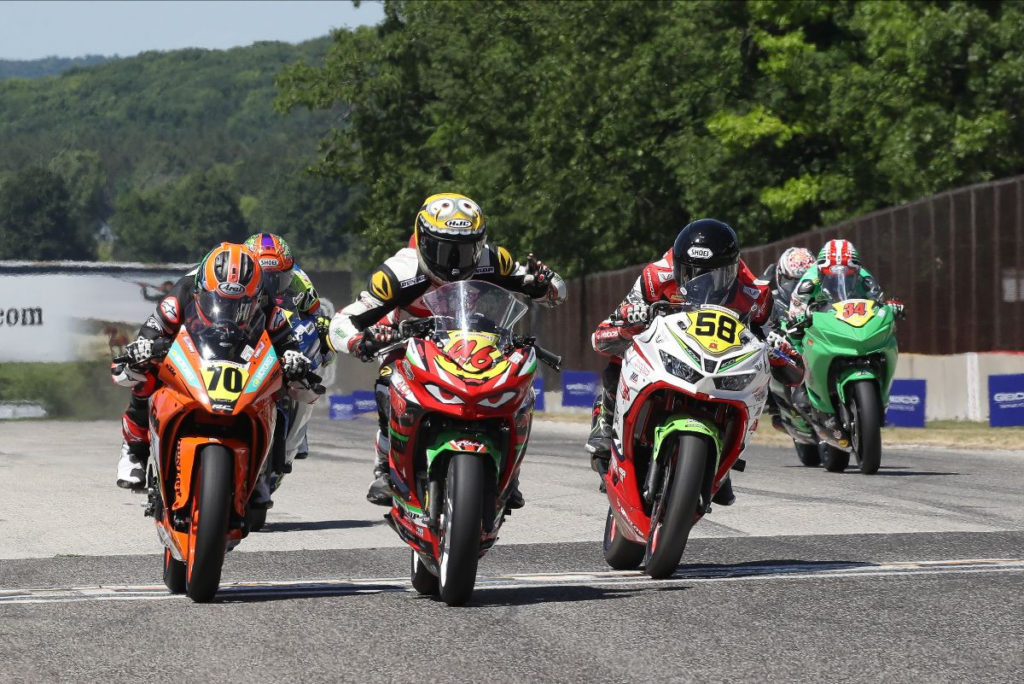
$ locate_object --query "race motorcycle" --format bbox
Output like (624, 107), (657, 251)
(764, 278), (822, 467)
(375, 280), (561, 606)
(249, 307), (330, 532)
(781, 272), (899, 474)
(601, 273), (772, 579)
(113, 301), (321, 602)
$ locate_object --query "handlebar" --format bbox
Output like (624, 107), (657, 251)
(111, 338), (171, 367)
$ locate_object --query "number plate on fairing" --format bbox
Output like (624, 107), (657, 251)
(832, 299), (875, 327)
(682, 309), (746, 355)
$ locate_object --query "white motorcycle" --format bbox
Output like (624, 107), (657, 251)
(602, 272), (773, 578)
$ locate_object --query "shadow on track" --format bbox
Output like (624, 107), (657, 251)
(466, 583), (679, 607)
(259, 519), (384, 533)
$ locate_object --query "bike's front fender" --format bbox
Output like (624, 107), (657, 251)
(424, 431), (501, 475)
(652, 414), (722, 467)
(836, 369), (878, 406)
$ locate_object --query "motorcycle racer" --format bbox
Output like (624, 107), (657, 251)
(763, 247), (816, 321)
(587, 218), (803, 501)
(327, 192), (566, 506)
(787, 239), (905, 328)
(112, 242), (311, 490)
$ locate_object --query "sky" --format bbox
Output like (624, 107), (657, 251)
(0, 0), (386, 60)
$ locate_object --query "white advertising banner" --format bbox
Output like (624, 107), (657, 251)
(0, 262), (192, 362)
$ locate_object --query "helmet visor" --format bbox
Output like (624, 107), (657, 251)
(419, 231), (482, 280)
(674, 261), (738, 302)
(262, 268), (293, 297)
(197, 290), (259, 328)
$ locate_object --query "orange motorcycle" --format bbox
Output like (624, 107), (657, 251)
(115, 303), (311, 602)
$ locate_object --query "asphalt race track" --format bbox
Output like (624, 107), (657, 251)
(2, 415), (1022, 682)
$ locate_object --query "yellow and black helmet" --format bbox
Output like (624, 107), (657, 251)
(413, 193), (485, 282)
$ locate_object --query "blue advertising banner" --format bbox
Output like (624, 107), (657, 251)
(885, 379), (926, 428)
(988, 374), (1024, 427)
(351, 389), (377, 415)
(562, 370), (600, 408)
(533, 376), (545, 412)
(328, 394), (355, 420)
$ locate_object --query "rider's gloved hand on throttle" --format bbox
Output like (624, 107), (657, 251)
(766, 330), (796, 357)
(617, 302), (651, 325)
(125, 338), (154, 365)
(356, 325), (397, 361)
(282, 349), (311, 380)
(886, 298), (906, 320)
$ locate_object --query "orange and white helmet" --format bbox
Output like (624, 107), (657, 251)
(195, 242), (262, 328)
(414, 193), (486, 283)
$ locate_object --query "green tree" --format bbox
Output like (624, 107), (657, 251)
(0, 166), (96, 259)
(111, 166), (249, 263)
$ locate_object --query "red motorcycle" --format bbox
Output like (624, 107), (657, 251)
(377, 280), (560, 606)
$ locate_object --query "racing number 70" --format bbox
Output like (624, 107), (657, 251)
(694, 311), (738, 344)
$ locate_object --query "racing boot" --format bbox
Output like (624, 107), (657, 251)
(507, 478), (525, 510)
(586, 397), (613, 492)
(116, 441), (149, 491)
(250, 473), (274, 510)
(294, 433), (309, 459)
(366, 430), (393, 506)
(712, 475), (736, 506)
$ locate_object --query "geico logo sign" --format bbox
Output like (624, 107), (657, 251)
(0, 307), (43, 327)
(889, 395), (920, 405)
(994, 392), (1024, 402)
(566, 383), (596, 392)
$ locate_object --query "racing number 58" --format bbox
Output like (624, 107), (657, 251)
(694, 311), (738, 344)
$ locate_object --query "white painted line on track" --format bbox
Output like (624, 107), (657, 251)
(2, 558), (1022, 605)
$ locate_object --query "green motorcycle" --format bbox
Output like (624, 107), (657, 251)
(772, 272), (899, 474)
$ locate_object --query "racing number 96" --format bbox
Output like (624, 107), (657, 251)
(693, 311), (738, 344)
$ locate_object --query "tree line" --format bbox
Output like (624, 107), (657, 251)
(277, 0), (1024, 277)
(0, 39), (357, 267)
(3, 1), (1024, 279)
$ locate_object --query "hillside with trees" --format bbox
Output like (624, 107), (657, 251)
(0, 38), (357, 266)
(277, 0), (1024, 277)
(0, 55), (114, 80)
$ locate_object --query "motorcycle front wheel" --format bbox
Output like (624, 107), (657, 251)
(850, 381), (883, 474)
(644, 434), (706, 579)
(186, 444), (233, 603)
(602, 507), (644, 570)
(438, 453), (484, 606)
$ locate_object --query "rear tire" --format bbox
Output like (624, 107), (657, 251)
(162, 547), (186, 594)
(186, 445), (233, 603)
(602, 507), (645, 570)
(645, 435), (706, 579)
(795, 442), (820, 467)
(850, 381), (883, 475)
(822, 443), (850, 472)
(410, 550), (439, 596)
(438, 454), (484, 606)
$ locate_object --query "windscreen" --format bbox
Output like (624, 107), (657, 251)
(420, 280), (528, 335)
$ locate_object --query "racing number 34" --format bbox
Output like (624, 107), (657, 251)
(694, 311), (738, 344)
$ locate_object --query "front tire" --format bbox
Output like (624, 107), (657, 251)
(438, 453), (484, 606)
(410, 551), (439, 596)
(186, 445), (233, 603)
(850, 381), (883, 474)
(645, 435), (706, 579)
(603, 507), (645, 570)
